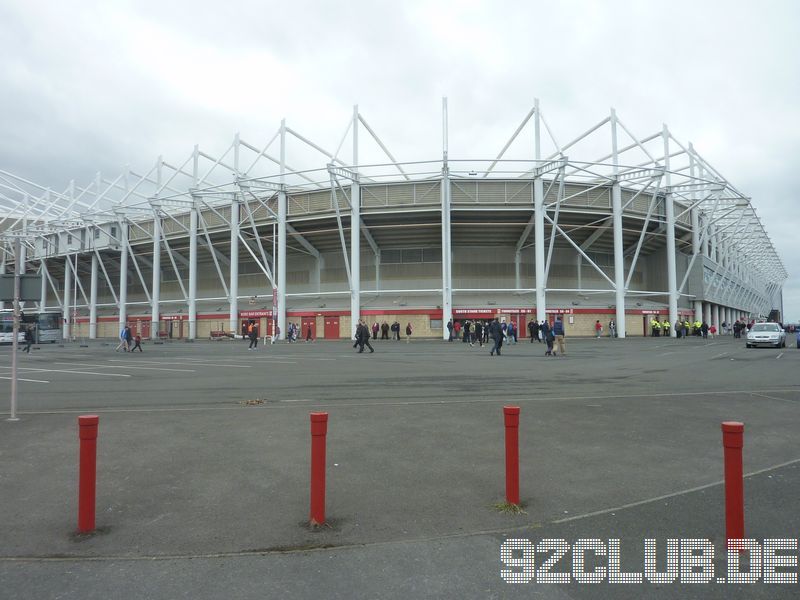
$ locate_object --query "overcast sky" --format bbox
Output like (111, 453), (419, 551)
(1, 0), (798, 319)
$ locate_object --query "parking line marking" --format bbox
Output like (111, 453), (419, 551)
(60, 362), (196, 373)
(750, 392), (796, 404)
(554, 457), (800, 525)
(1, 367), (131, 378)
(777, 353), (784, 359)
(0, 376), (50, 383)
(108, 360), (252, 368)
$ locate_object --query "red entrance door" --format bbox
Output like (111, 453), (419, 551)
(301, 317), (316, 341)
(324, 316), (339, 339)
(140, 320), (150, 339)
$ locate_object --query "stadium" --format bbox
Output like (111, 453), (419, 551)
(0, 100), (787, 341)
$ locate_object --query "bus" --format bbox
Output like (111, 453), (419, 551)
(0, 312), (25, 344)
(0, 310), (63, 344)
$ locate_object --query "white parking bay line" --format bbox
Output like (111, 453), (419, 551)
(0, 375), (50, 383)
(777, 353), (784, 359)
(10, 367), (131, 378)
(107, 359), (249, 369)
(59, 362), (195, 373)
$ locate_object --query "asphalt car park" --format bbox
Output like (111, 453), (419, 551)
(1, 335), (798, 599)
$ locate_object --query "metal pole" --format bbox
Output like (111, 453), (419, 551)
(63, 253), (72, 340)
(277, 119), (287, 340)
(8, 237), (21, 421)
(118, 219), (128, 330)
(229, 196), (239, 334)
(188, 204), (198, 339)
(534, 100), (546, 325)
(440, 97), (452, 339)
(89, 253), (98, 339)
(663, 125), (678, 337)
(39, 259), (48, 311)
(151, 212), (161, 340)
(351, 105), (361, 333)
(611, 109), (626, 338)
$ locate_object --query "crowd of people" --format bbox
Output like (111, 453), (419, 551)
(445, 317), (569, 357)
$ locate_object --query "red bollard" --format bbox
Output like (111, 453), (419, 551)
(77, 415), (99, 533)
(722, 421), (745, 549)
(504, 406), (521, 505)
(309, 412), (329, 525)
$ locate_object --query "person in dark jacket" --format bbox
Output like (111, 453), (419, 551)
(488, 318), (504, 356)
(248, 320), (259, 350)
(123, 326), (133, 351)
(23, 326), (34, 353)
(380, 321), (390, 340)
(541, 321), (554, 355)
(356, 320), (374, 353)
(474, 320), (484, 347)
(552, 317), (566, 356)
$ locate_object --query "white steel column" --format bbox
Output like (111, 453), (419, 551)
(0, 256), (5, 311)
(704, 302), (711, 326)
(39, 260), (47, 310)
(712, 304), (720, 331)
(534, 99), (546, 325)
(610, 109), (626, 338)
(151, 213), (161, 339)
(694, 300), (703, 323)
(351, 105), (361, 332)
(229, 196), (240, 333)
(663, 126), (678, 336)
(63, 255), (72, 340)
(230, 135), (240, 334)
(118, 217), (128, 329)
(89, 253), (98, 339)
(441, 97), (452, 338)
(188, 203), (198, 339)
(277, 119), (287, 340)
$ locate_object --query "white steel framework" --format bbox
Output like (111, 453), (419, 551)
(0, 100), (787, 341)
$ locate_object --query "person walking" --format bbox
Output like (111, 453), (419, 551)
(306, 324), (313, 342)
(462, 320), (471, 344)
(553, 316), (566, 357)
(540, 320), (553, 355)
(248, 320), (259, 350)
(608, 319), (616, 338)
(115, 325), (129, 352)
(474, 320), (484, 347)
(528, 319), (536, 343)
(405, 322), (413, 343)
(489, 318), (504, 356)
(23, 325), (34, 353)
(131, 334), (143, 352)
(595, 320), (602, 338)
(356, 320), (374, 353)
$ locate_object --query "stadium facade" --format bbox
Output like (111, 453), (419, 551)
(0, 100), (787, 340)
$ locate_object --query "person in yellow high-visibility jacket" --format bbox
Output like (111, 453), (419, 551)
(662, 320), (670, 337)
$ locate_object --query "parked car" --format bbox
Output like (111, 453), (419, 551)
(745, 322), (786, 348)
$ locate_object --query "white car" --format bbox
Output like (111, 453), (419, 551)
(746, 323), (786, 348)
